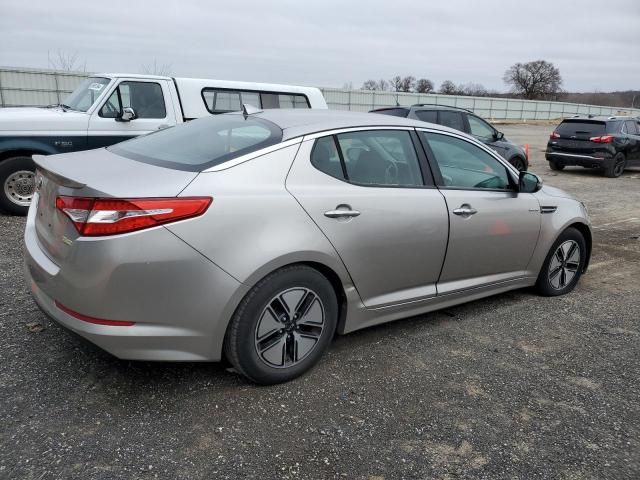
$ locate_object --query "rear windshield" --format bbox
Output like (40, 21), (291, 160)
(556, 120), (606, 137)
(109, 114), (282, 171)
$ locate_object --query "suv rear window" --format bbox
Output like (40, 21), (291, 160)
(109, 115), (282, 171)
(556, 120), (606, 137)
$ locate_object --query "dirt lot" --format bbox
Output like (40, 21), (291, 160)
(1, 125), (639, 479)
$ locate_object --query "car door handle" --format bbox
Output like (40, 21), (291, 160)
(452, 204), (478, 217)
(324, 208), (361, 219)
(157, 124), (170, 130)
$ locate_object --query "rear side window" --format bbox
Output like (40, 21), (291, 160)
(202, 88), (309, 113)
(556, 121), (606, 137)
(310, 130), (425, 187)
(438, 111), (465, 131)
(415, 110), (437, 123)
(109, 115), (282, 171)
(623, 120), (638, 135)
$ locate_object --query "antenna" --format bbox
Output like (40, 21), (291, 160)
(242, 103), (262, 118)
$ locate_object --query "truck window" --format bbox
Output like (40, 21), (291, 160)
(63, 77), (111, 112)
(202, 88), (310, 113)
(99, 81), (166, 119)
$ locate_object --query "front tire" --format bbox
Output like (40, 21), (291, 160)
(224, 265), (338, 385)
(535, 227), (586, 297)
(510, 156), (527, 172)
(604, 153), (625, 178)
(0, 156), (36, 216)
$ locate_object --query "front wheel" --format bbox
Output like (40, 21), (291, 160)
(224, 265), (338, 385)
(0, 156), (36, 216)
(535, 227), (586, 296)
(510, 156), (527, 172)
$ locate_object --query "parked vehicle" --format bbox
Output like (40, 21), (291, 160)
(25, 109), (592, 384)
(371, 104), (529, 171)
(0, 74), (327, 215)
(546, 115), (640, 177)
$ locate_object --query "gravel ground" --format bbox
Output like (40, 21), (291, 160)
(1, 125), (639, 479)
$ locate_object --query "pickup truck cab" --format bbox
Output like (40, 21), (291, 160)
(0, 73), (327, 214)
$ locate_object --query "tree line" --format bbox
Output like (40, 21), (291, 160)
(360, 60), (564, 100)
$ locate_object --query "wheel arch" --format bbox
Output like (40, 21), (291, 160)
(567, 221), (592, 272)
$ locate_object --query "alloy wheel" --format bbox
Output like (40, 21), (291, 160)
(548, 240), (581, 290)
(613, 158), (625, 177)
(254, 287), (325, 368)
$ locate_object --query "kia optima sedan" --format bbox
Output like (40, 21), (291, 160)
(25, 109), (592, 384)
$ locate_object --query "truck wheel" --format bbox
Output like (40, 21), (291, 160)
(604, 153), (625, 178)
(548, 160), (565, 171)
(0, 156), (36, 216)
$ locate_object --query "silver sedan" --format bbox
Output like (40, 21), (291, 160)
(24, 109), (592, 384)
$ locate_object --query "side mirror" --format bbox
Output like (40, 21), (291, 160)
(494, 131), (505, 141)
(117, 107), (137, 122)
(519, 171), (542, 193)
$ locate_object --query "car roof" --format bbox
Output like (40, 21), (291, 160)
(563, 115), (637, 122)
(240, 109), (460, 139)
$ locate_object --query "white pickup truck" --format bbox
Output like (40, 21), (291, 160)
(0, 73), (327, 214)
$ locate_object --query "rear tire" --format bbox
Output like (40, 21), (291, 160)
(0, 156), (36, 216)
(223, 265), (338, 385)
(535, 227), (586, 297)
(510, 156), (527, 172)
(548, 159), (565, 171)
(604, 153), (625, 178)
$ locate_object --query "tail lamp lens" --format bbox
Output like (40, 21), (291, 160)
(589, 135), (614, 143)
(550, 131), (560, 139)
(56, 196), (212, 236)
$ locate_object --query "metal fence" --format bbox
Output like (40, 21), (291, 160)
(2, 66), (639, 120)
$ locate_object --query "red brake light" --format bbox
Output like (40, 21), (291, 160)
(589, 135), (614, 144)
(56, 196), (212, 236)
(550, 131), (560, 139)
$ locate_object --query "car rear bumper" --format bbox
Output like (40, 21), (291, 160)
(24, 203), (249, 361)
(545, 151), (612, 168)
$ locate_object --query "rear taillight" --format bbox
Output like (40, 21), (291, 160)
(56, 196), (212, 236)
(550, 131), (560, 139)
(589, 135), (614, 143)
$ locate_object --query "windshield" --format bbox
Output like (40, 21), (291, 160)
(109, 114), (283, 171)
(62, 77), (111, 112)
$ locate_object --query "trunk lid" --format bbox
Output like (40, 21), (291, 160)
(32, 148), (199, 263)
(551, 120), (608, 154)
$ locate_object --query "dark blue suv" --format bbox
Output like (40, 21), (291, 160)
(371, 104), (529, 171)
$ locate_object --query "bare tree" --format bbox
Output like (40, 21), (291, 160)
(415, 78), (434, 94)
(142, 59), (172, 76)
(503, 60), (563, 100)
(459, 83), (488, 96)
(399, 76), (416, 93)
(362, 80), (378, 90)
(343, 81), (354, 90)
(389, 75), (404, 92)
(48, 50), (86, 72)
(439, 80), (459, 95)
(377, 79), (389, 91)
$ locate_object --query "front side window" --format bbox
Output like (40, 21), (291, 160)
(421, 132), (511, 190)
(438, 111), (465, 131)
(100, 81), (166, 119)
(109, 115), (282, 171)
(310, 130), (424, 187)
(467, 115), (495, 141)
(63, 77), (111, 112)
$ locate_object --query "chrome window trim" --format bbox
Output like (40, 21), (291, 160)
(301, 126), (414, 141)
(202, 137), (303, 172)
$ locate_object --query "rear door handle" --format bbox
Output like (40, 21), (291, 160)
(324, 205), (361, 219)
(452, 204), (477, 217)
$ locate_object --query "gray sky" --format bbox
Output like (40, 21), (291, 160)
(1, 0), (638, 92)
